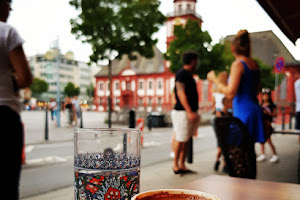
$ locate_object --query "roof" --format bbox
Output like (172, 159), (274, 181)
(225, 30), (300, 66)
(95, 46), (165, 77)
(257, 0), (300, 44)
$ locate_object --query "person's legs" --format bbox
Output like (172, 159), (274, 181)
(257, 143), (266, 161)
(173, 140), (182, 171)
(268, 138), (279, 163)
(179, 141), (189, 170)
(0, 106), (23, 200)
(170, 131), (175, 158)
(267, 138), (277, 155)
(171, 110), (188, 173)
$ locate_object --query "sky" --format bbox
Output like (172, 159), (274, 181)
(7, 0), (300, 63)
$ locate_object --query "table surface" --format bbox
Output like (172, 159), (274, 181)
(179, 175), (300, 200)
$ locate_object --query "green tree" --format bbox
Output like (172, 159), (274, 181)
(64, 82), (80, 97)
(164, 19), (230, 79)
(30, 77), (49, 98)
(255, 58), (284, 90)
(70, 0), (165, 127)
(86, 83), (95, 98)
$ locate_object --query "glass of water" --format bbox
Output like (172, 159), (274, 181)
(74, 128), (141, 200)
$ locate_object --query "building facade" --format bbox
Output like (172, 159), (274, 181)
(94, 0), (214, 117)
(95, 0), (300, 124)
(29, 50), (99, 102)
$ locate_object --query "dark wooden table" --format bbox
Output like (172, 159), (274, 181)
(179, 175), (300, 200)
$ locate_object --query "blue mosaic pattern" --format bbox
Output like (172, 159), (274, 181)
(74, 150), (140, 170)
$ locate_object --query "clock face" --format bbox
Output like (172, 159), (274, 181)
(174, 17), (182, 26)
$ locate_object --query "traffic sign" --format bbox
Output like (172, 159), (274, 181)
(275, 57), (285, 72)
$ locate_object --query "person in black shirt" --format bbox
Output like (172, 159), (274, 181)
(171, 51), (200, 174)
(257, 88), (279, 163)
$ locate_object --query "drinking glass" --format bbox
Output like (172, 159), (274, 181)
(74, 128), (141, 200)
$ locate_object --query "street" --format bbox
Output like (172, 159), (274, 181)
(20, 111), (299, 199)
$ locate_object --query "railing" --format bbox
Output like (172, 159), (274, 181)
(167, 9), (202, 19)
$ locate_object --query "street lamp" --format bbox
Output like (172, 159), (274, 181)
(45, 38), (61, 127)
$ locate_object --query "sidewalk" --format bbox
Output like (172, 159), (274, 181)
(22, 132), (299, 200)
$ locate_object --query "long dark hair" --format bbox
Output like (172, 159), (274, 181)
(232, 30), (251, 57)
(261, 89), (275, 107)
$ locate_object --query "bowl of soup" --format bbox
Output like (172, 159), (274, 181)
(132, 189), (221, 200)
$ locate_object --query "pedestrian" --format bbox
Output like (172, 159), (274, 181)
(212, 72), (228, 117)
(170, 88), (176, 159)
(49, 98), (57, 121)
(0, 0), (33, 198)
(211, 72), (226, 172)
(208, 29), (265, 152)
(256, 88), (279, 163)
(211, 72), (231, 173)
(64, 97), (74, 126)
(72, 96), (80, 125)
(294, 72), (300, 143)
(171, 51), (200, 174)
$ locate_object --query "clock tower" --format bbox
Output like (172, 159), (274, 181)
(166, 0), (202, 48)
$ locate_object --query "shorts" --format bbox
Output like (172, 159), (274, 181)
(171, 110), (200, 142)
(296, 112), (300, 130)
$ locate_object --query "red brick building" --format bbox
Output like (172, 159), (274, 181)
(94, 0), (214, 118)
(95, 0), (300, 124)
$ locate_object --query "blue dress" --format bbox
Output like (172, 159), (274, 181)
(233, 61), (265, 143)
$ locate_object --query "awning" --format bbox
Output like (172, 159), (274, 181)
(257, 0), (300, 44)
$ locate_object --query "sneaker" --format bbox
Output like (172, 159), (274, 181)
(256, 154), (266, 162)
(170, 152), (175, 158)
(214, 161), (220, 171)
(269, 155), (279, 163)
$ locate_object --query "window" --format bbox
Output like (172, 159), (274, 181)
(126, 82), (131, 91)
(115, 98), (120, 106)
(139, 81), (144, 90)
(99, 98), (104, 105)
(115, 82), (120, 90)
(99, 82), (104, 91)
(157, 80), (163, 90)
(187, 4), (191, 10)
(148, 81), (153, 90)
(202, 80), (208, 101)
(178, 4), (182, 11)
(279, 76), (287, 100)
(139, 98), (143, 106)
(158, 97), (162, 105)
(148, 97), (152, 106)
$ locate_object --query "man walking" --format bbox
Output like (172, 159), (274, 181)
(172, 51), (200, 174)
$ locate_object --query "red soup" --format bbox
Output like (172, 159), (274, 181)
(136, 192), (213, 200)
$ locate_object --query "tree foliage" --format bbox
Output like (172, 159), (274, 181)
(69, 0), (166, 62)
(164, 19), (231, 79)
(86, 83), (95, 98)
(255, 58), (284, 90)
(30, 77), (49, 98)
(64, 82), (80, 97)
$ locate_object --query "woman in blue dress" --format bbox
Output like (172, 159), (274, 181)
(207, 30), (265, 144)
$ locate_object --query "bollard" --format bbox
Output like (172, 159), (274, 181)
(45, 108), (49, 141)
(129, 110), (135, 128)
(80, 109), (83, 128)
(281, 107), (285, 130)
(187, 137), (193, 163)
(147, 114), (152, 131)
(137, 118), (144, 147)
(289, 112), (293, 130)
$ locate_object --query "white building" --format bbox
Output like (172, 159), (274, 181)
(29, 50), (99, 102)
